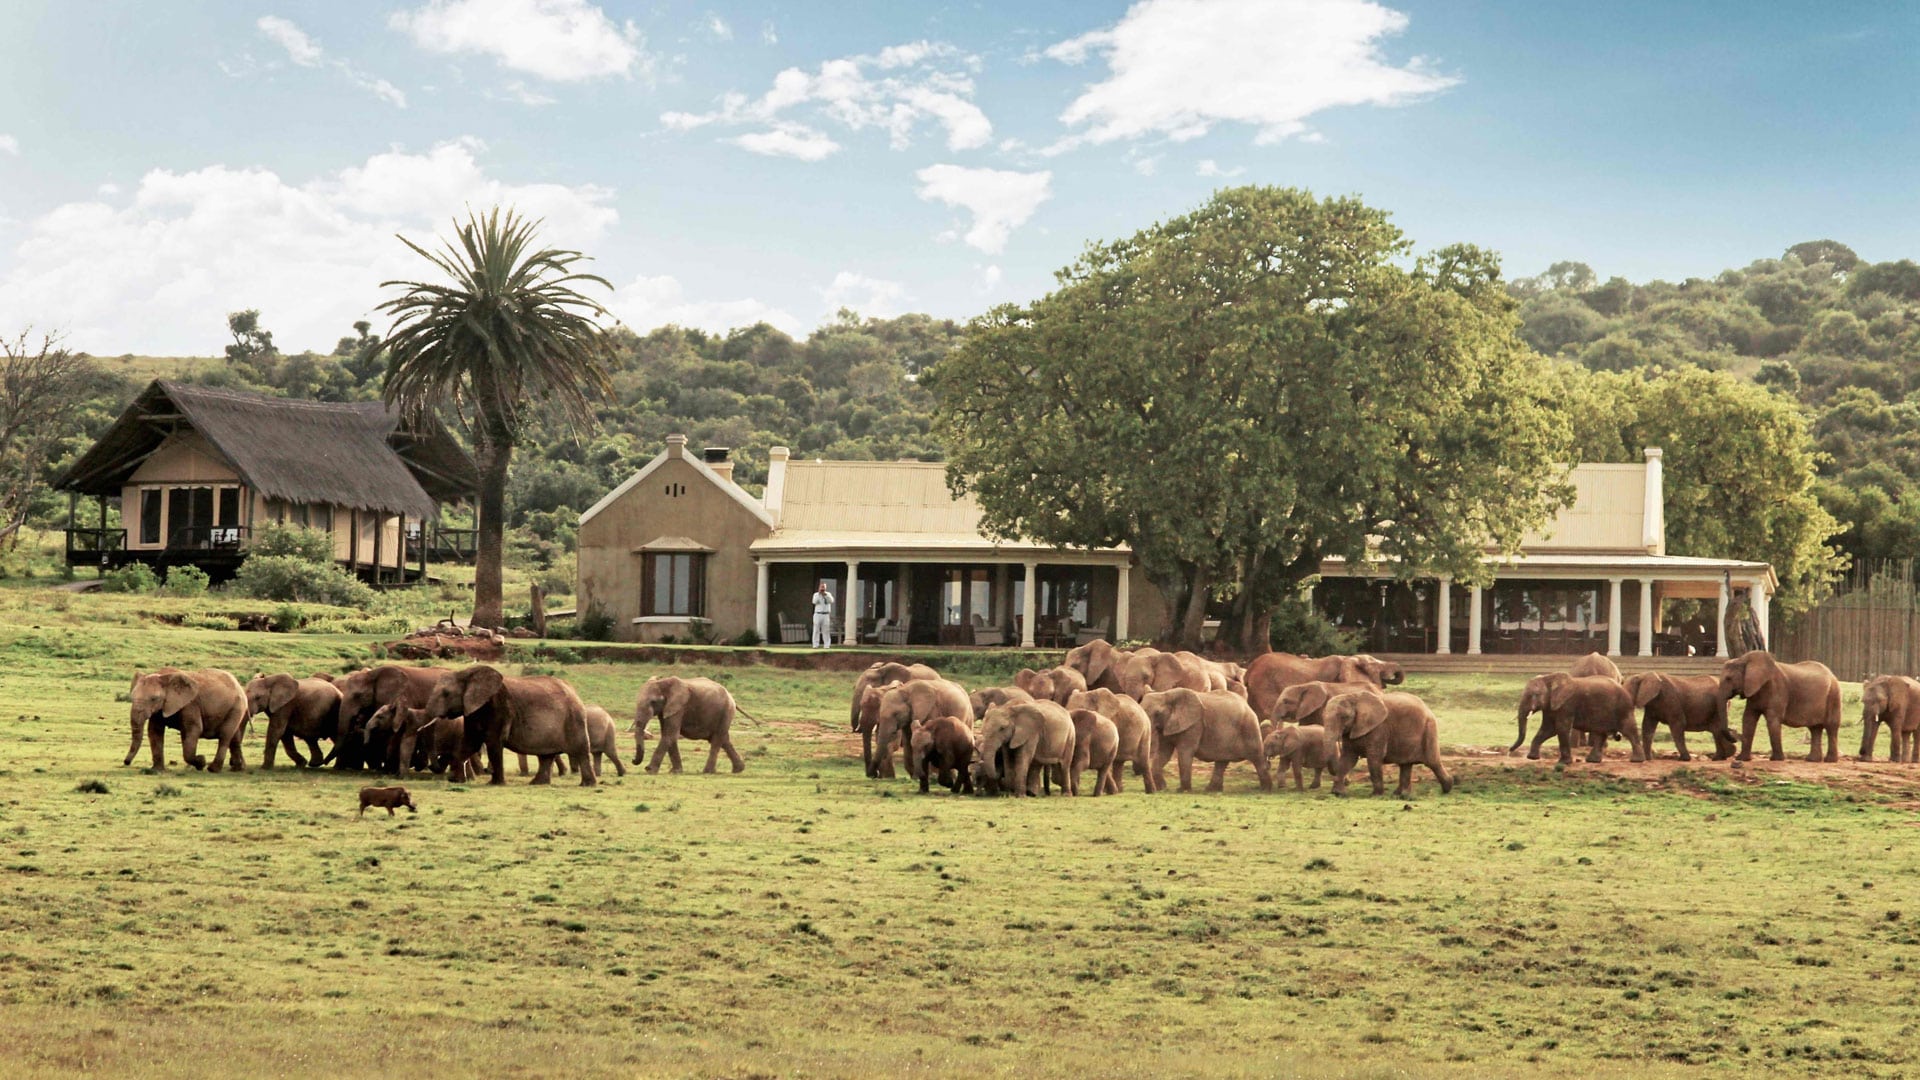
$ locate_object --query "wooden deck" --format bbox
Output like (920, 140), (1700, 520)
(1377, 652), (1724, 676)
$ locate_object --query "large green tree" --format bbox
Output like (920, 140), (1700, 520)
(927, 186), (1573, 651)
(380, 208), (615, 627)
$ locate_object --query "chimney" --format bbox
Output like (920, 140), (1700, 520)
(1642, 447), (1664, 556)
(764, 446), (790, 522)
(665, 433), (688, 459)
(702, 446), (734, 484)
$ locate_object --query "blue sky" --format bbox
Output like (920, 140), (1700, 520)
(0, 0), (1915, 354)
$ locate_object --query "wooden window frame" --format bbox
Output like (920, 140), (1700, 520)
(642, 552), (707, 617)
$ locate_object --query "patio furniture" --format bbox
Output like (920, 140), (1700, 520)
(778, 615), (808, 644)
(878, 619), (909, 646)
(970, 613), (1006, 646)
(1074, 616), (1110, 645)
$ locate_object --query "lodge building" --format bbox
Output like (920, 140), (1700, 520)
(577, 435), (1776, 657)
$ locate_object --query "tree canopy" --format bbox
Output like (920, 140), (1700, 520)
(927, 186), (1573, 650)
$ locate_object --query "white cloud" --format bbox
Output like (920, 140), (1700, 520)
(254, 15), (408, 106)
(706, 13), (732, 41)
(661, 41), (991, 159)
(975, 264), (1003, 293)
(913, 164), (1052, 254)
(609, 274), (803, 337)
(257, 16), (323, 67)
(730, 125), (841, 162)
(391, 0), (649, 82)
(1196, 159), (1244, 178)
(1046, 0), (1456, 147)
(760, 22), (778, 45)
(0, 135), (17, 156)
(0, 139), (617, 354)
(820, 271), (909, 318)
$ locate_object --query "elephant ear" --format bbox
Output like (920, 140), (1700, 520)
(1630, 673), (1665, 709)
(162, 673), (197, 716)
(1160, 693), (1201, 739)
(1546, 674), (1577, 712)
(1008, 709), (1035, 750)
(665, 678), (691, 720)
(1296, 683), (1333, 721)
(910, 725), (933, 754)
(1085, 644), (1114, 686)
(267, 676), (298, 715)
(1343, 694), (1390, 740)
(462, 666), (505, 718)
(1740, 656), (1771, 699)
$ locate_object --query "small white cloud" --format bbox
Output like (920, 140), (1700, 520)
(731, 125), (841, 162)
(610, 274), (803, 336)
(349, 71), (409, 107)
(820, 271), (909, 318)
(0, 134), (18, 156)
(1196, 159), (1244, 178)
(257, 15), (324, 67)
(914, 164), (1052, 254)
(1130, 151), (1161, 176)
(975, 264), (1003, 293)
(761, 21), (778, 45)
(503, 80), (558, 106)
(1045, 0), (1456, 148)
(706, 13), (732, 40)
(96, 182), (119, 196)
(392, 0), (650, 82)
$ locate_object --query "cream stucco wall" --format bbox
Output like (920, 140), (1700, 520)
(1521, 464), (1650, 553)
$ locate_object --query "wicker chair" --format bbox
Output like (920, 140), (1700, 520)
(778, 615), (809, 644)
(1074, 616), (1111, 646)
(970, 613), (1006, 646)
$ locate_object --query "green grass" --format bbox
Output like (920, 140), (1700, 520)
(0, 619), (1914, 1078)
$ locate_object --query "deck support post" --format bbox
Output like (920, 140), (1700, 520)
(1716, 576), (1731, 658)
(754, 560), (770, 642)
(1020, 561), (1038, 649)
(1435, 577), (1452, 654)
(843, 560), (860, 646)
(1115, 562), (1131, 642)
(1638, 580), (1654, 657)
(1466, 584), (1483, 655)
(1606, 578), (1623, 657)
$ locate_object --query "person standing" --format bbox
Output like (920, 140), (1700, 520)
(811, 581), (835, 648)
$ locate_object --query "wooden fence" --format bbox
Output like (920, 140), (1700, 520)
(1774, 561), (1920, 681)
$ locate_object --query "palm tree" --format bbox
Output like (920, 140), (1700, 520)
(380, 208), (613, 628)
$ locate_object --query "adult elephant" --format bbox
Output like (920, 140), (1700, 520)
(975, 700), (1076, 797)
(1065, 688), (1156, 793)
(1323, 691), (1452, 798)
(1625, 672), (1733, 761)
(1860, 675), (1920, 763)
(125, 668), (249, 772)
(1014, 665), (1087, 706)
(850, 662), (940, 776)
(1568, 652), (1623, 682)
(335, 665), (446, 770)
(1141, 688), (1272, 793)
(1720, 651), (1842, 763)
(1245, 653), (1403, 722)
(1270, 680), (1385, 730)
(422, 665), (596, 786)
(1512, 673), (1644, 764)
(859, 678), (972, 779)
(1116, 650), (1210, 702)
(1060, 638), (1136, 694)
(969, 685), (1034, 720)
(635, 676), (744, 775)
(244, 673), (343, 769)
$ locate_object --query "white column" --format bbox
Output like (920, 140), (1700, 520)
(1020, 561), (1038, 648)
(1435, 578), (1452, 654)
(844, 560), (861, 646)
(754, 560), (770, 642)
(1638, 580), (1654, 657)
(1753, 579), (1770, 650)
(1715, 577), (1730, 658)
(1466, 584), (1483, 655)
(1606, 578), (1623, 657)
(1115, 562), (1131, 641)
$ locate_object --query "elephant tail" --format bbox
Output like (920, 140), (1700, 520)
(734, 704), (760, 724)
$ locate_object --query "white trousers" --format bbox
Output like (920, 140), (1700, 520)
(811, 612), (832, 648)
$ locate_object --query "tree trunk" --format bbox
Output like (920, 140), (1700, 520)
(472, 435), (511, 629)
(1175, 565), (1212, 651)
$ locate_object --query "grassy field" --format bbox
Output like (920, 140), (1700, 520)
(2, 586), (1916, 1078)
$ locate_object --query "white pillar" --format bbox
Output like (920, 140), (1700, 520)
(1115, 562), (1131, 641)
(1435, 578), (1452, 654)
(1638, 580), (1654, 657)
(1606, 578), (1623, 657)
(1020, 561), (1038, 648)
(754, 560), (770, 641)
(842, 560), (861, 646)
(1753, 579), (1770, 650)
(1715, 577), (1730, 658)
(1466, 584), (1483, 655)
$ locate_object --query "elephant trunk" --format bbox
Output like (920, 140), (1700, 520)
(1510, 704), (1531, 754)
(124, 706), (147, 766)
(1860, 712), (1879, 759)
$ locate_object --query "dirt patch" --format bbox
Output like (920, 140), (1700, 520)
(379, 634), (504, 662)
(1450, 744), (1920, 798)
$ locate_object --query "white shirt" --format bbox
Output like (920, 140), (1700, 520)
(811, 591), (834, 615)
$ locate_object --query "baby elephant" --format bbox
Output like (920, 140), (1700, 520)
(1264, 722), (1332, 791)
(359, 785), (417, 817)
(911, 715), (976, 794)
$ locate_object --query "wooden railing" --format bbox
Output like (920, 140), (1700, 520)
(407, 527), (478, 565)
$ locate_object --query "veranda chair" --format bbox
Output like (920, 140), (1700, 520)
(1074, 616), (1111, 645)
(778, 614), (809, 644)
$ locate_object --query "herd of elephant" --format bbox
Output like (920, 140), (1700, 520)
(852, 639), (1451, 798)
(120, 664), (748, 787)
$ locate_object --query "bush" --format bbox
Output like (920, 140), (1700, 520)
(100, 563), (160, 594)
(577, 603), (615, 642)
(534, 552), (576, 598)
(247, 522), (337, 563)
(730, 628), (764, 647)
(231, 554), (375, 608)
(1269, 589), (1360, 656)
(272, 604), (307, 633)
(183, 615), (238, 632)
(163, 565), (211, 596)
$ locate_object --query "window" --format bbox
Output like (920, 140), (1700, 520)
(167, 487), (215, 547)
(309, 504), (333, 532)
(643, 553), (706, 617)
(139, 489), (162, 545)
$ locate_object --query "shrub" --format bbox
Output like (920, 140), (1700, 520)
(534, 552), (576, 598)
(232, 554), (375, 608)
(100, 563), (160, 594)
(247, 522), (336, 563)
(1269, 589), (1360, 656)
(730, 628), (764, 647)
(577, 603), (615, 642)
(163, 565), (211, 597)
(272, 604), (307, 633)
(74, 779), (110, 795)
(183, 615), (239, 632)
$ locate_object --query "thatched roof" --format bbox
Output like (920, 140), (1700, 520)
(57, 381), (476, 519)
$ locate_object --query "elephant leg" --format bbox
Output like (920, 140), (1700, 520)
(1556, 724), (1574, 766)
(181, 720), (207, 771)
(1671, 725), (1690, 762)
(1150, 744), (1172, 791)
(1012, 746), (1037, 797)
(516, 752), (530, 776)
(860, 728), (876, 778)
(1585, 731), (1605, 764)
(1527, 722), (1552, 761)
(1825, 724), (1840, 764)
(226, 727), (246, 773)
(1330, 749), (1357, 796)
(147, 717), (166, 769)
(646, 736), (670, 774)
(666, 738), (685, 774)
(530, 755), (555, 784)
(1367, 755), (1386, 796)
(1310, 766), (1323, 789)
(1431, 754), (1453, 794)
(1766, 715), (1785, 761)
(1737, 704), (1759, 762)
(1206, 761), (1227, 793)
(703, 739), (721, 774)
(1396, 763), (1414, 798)
(1176, 747), (1195, 793)
(1290, 759), (1304, 792)
(608, 749), (628, 778)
